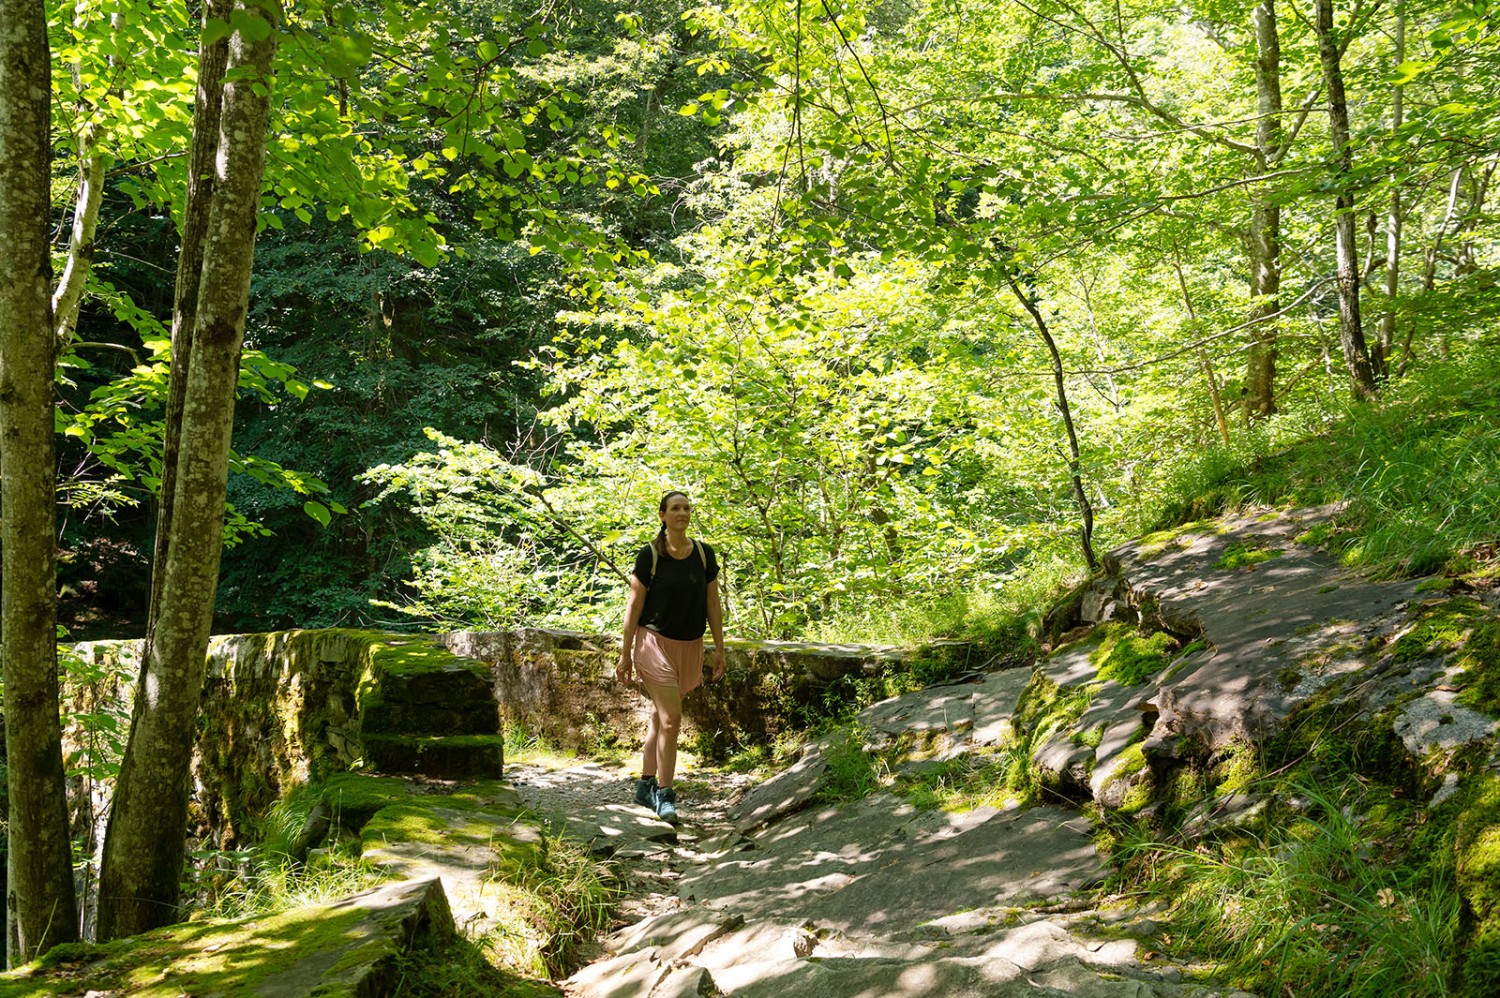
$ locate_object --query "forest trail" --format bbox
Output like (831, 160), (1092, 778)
(514, 751), (1250, 998)
(507, 502), (1492, 998)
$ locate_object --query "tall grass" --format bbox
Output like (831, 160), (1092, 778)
(1134, 343), (1500, 578)
(193, 785), (383, 919)
(482, 828), (617, 979)
(1118, 779), (1460, 997)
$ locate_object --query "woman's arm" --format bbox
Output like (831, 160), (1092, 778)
(617, 575), (648, 682)
(706, 578), (726, 680)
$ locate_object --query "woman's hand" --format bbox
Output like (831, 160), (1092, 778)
(710, 647), (726, 682)
(615, 649), (634, 684)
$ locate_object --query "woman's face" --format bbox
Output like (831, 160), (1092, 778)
(660, 494), (692, 531)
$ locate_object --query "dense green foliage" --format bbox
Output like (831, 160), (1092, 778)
(41, 0), (1500, 648)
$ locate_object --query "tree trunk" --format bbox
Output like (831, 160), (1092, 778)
(1244, 0), (1283, 420)
(146, 0), (233, 631)
(1003, 270), (1098, 573)
(96, 0), (282, 941)
(51, 131), (107, 350)
(1376, 2), (1405, 379)
(0, 0), (83, 963)
(1314, 0), (1377, 400)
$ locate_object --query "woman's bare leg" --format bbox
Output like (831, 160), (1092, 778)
(641, 703), (658, 779)
(641, 680), (683, 787)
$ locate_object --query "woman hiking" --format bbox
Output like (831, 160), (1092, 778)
(616, 490), (725, 823)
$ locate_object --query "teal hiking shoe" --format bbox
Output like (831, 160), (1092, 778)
(634, 775), (658, 809)
(655, 786), (678, 824)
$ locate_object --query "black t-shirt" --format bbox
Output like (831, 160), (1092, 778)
(632, 540), (719, 641)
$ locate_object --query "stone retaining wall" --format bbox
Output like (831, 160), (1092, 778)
(64, 629), (977, 847)
(441, 630), (978, 756)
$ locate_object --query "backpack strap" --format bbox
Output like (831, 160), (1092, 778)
(646, 539), (707, 587)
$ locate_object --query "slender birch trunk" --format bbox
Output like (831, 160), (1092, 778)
(96, 0), (283, 940)
(1314, 0), (1378, 400)
(1003, 270), (1098, 573)
(51, 129), (107, 349)
(0, 0), (83, 963)
(1377, 2), (1405, 378)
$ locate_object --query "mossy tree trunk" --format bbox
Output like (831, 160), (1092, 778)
(0, 0), (83, 964)
(1243, 0), (1284, 421)
(96, 0), (282, 941)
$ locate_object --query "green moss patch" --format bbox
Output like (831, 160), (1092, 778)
(1457, 776), (1500, 997)
(367, 635), (490, 681)
(1135, 521), (1212, 558)
(1213, 542), (1282, 571)
(0, 887), (407, 997)
(320, 773), (415, 831)
(1391, 597), (1490, 662)
(1453, 618), (1500, 715)
(362, 733), (505, 778)
(1091, 625), (1180, 686)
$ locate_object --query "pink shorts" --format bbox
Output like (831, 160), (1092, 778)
(633, 628), (704, 694)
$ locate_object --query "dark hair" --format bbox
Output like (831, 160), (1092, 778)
(653, 491), (690, 554)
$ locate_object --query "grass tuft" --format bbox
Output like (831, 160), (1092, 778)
(1116, 777), (1460, 997)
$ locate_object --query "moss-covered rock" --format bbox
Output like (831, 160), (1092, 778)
(318, 773), (414, 832)
(1457, 774), (1500, 997)
(1091, 624), (1179, 687)
(0, 878), (453, 997)
(1454, 617), (1500, 716)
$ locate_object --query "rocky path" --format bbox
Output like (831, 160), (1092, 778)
(493, 503), (1489, 998)
(510, 738), (1252, 998)
(506, 761), (757, 934)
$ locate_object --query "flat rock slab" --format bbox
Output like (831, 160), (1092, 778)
(1395, 691), (1498, 756)
(1110, 507), (1426, 752)
(684, 794), (923, 909)
(607, 908), (746, 962)
(688, 796), (1106, 938)
(556, 802), (682, 854)
(793, 805), (1105, 937)
(0, 878), (453, 998)
(860, 683), (976, 742)
(728, 739), (830, 833)
(620, 911), (1252, 998)
(969, 668), (1033, 746)
(359, 791), (544, 938)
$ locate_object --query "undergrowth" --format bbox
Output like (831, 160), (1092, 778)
(1136, 343), (1500, 580)
(391, 935), (561, 998)
(1115, 777), (1460, 998)
(815, 724), (893, 802)
(481, 827), (616, 979)
(193, 784), (384, 919)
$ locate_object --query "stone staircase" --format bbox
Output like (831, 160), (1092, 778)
(357, 635), (505, 778)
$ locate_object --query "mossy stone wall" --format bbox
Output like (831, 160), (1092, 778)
(442, 630), (976, 757)
(64, 628), (966, 850)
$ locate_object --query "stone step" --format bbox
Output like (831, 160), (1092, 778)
(358, 694), (499, 736)
(362, 732), (505, 778)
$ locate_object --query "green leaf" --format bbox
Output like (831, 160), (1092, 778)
(202, 18), (232, 46)
(303, 501), (332, 527)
